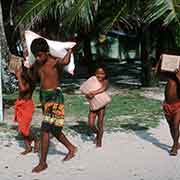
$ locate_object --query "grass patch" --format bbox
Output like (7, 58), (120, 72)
(64, 90), (163, 133)
(105, 92), (162, 131)
(2, 89), (163, 138)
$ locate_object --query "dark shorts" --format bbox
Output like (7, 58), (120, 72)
(41, 121), (63, 137)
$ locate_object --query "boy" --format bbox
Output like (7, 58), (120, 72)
(163, 70), (180, 156)
(14, 65), (39, 155)
(156, 58), (180, 156)
(30, 38), (77, 173)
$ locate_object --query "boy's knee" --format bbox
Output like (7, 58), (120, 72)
(89, 123), (95, 129)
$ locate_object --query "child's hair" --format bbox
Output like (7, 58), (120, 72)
(94, 63), (108, 79)
(30, 38), (49, 56)
(21, 63), (35, 90)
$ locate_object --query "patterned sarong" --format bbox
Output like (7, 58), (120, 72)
(40, 88), (64, 127)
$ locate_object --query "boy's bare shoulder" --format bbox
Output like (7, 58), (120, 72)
(48, 56), (59, 65)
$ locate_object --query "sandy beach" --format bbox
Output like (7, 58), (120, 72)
(0, 117), (180, 180)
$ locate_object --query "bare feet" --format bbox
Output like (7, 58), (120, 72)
(95, 134), (102, 148)
(34, 140), (40, 153)
(93, 136), (97, 144)
(32, 163), (48, 173)
(96, 140), (102, 148)
(62, 147), (77, 161)
(21, 146), (32, 155)
(170, 145), (178, 156)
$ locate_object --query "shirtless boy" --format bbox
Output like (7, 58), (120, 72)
(162, 69), (180, 156)
(30, 38), (77, 173)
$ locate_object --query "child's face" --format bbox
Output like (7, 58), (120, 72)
(95, 68), (106, 81)
(35, 51), (48, 64)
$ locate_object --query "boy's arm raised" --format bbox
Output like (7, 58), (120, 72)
(56, 49), (73, 65)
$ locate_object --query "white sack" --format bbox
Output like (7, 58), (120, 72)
(24, 30), (76, 75)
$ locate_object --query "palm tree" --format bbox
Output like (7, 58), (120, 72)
(15, 0), (130, 73)
(16, 0), (180, 85)
(140, 0), (180, 85)
(16, 0), (138, 71)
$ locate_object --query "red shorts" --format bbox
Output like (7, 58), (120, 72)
(163, 101), (180, 119)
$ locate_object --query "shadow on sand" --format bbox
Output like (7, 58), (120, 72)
(135, 130), (170, 153)
(68, 121), (94, 142)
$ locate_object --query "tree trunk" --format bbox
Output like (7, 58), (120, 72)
(0, 1), (5, 121)
(0, 1), (17, 95)
(140, 27), (153, 87)
(83, 37), (94, 76)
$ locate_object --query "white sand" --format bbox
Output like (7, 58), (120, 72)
(0, 119), (180, 180)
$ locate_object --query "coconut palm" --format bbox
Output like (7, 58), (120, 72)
(143, 0), (180, 48)
(15, 0), (144, 44)
(16, 0), (133, 74)
(16, 0), (180, 85)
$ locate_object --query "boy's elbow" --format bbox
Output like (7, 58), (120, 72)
(63, 59), (70, 65)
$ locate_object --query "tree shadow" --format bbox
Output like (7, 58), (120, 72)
(14, 126), (67, 156)
(120, 123), (148, 131)
(112, 121), (170, 153)
(135, 130), (170, 153)
(68, 121), (94, 142)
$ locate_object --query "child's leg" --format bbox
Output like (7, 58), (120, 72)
(21, 130), (40, 154)
(96, 107), (105, 147)
(21, 135), (33, 155)
(88, 110), (98, 142)
(170, 112), (180, 155)
(166, 116), (175, 145)
(52, 127), (77, 161)
(32, 130), (49, 173)
(29, 129), (40, 153)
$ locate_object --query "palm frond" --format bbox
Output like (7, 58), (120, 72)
(143, 0), (180, 26)
(103, 4), (127, 33)
(16, 0), (60, 29)
(63, 0), (101, 30)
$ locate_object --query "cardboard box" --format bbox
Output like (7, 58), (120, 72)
(161, 54), (180, 72)
(80, 76), (111, 111)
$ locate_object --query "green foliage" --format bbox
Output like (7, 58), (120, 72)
(16, 0), (135, 34)
(64, 95), (89, 117)
(16, 0), (102, 31)
(143, 0), (180, 26)
(3, 89), (162, 134)
(64, 90), (162, 132)
(105, 92), (162, 131)
(175, 23), (180, 48)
